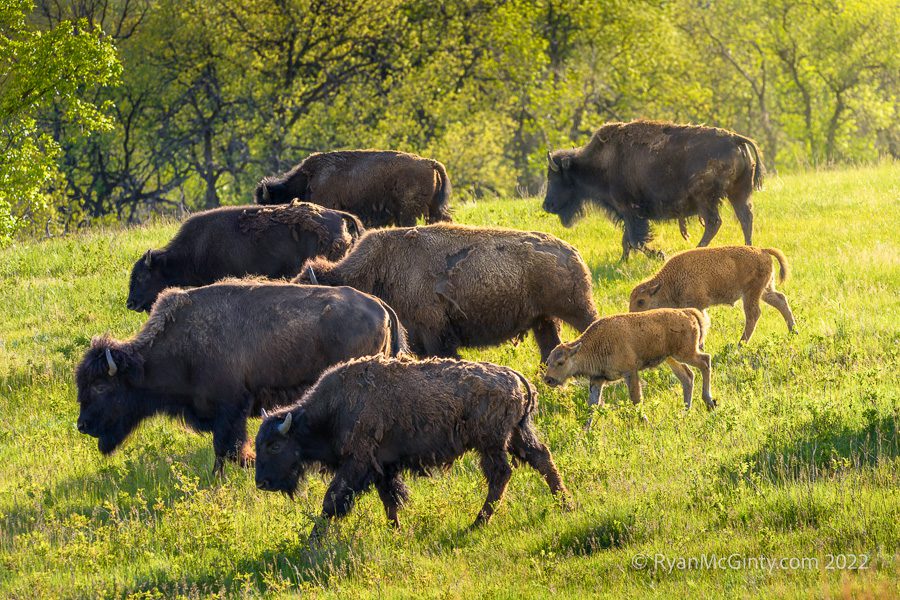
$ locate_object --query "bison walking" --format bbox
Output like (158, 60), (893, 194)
(255, 356), (569, 532)
(543, 120), (764, 259)
(77, 280), (405, 474)
(255, 150), (452, 227)
(126, 202), (363, 312)
(297, 223), (599, 361)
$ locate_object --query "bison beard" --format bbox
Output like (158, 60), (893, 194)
(254, 357), (570, 536)
(543, 120), (764, 260)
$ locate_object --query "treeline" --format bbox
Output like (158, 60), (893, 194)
(1, 0), (897, 242)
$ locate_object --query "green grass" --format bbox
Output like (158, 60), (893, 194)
(1, 164), (898, 598)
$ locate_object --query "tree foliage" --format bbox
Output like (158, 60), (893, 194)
(4, 0), (898, 240)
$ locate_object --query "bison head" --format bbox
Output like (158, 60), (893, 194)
(628, 281), (664, 312)
(255, 409), (311, 497)
(542, 340), (583, 387)
(127, 250), (173, 312)
(543, 151), (588, 227)
(75, 339), (145, 455)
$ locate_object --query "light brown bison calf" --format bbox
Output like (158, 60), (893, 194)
(255, 356), (569, 533)
(543, 309), (713, 427)
(629, 246), (795, 343)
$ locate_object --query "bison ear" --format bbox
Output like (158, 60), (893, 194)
(561, 156), (572, 170)
(568, 340), (583, 355)
(647, 282), (662, 296)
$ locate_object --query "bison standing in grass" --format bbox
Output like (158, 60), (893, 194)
(76, 280), (405, 475)
(297, 223), (599, 361)
(255, 356), (569, 533)
(255, 150), (452, 227)
(126, 202), (363, 312)
(543, 120), (765, 259)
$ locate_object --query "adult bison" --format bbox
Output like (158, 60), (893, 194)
(255, 356), (569, 533)
(126, 202), (364, 312)
(543, 120), (765, 260)
(296, 223), (599, 361)
(76, 280), (405, 474)
(254, 150), (452, 227)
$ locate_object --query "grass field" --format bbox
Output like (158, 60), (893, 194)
(0, 163), (898, 598)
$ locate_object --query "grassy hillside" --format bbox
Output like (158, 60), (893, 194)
(1, 164), (898, 598)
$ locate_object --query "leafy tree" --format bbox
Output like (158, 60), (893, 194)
(0, 0), (119, 243)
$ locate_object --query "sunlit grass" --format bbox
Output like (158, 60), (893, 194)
(1, 163), (898, 597)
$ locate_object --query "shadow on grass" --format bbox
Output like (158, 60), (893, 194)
(537, 508), (638, 557)
(724, 408), (899, 486)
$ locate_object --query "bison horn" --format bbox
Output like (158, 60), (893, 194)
(143, 250), (153, 268)
(277, 411), (292, 435)
(306, 266), (318, 285)
(261, 408), (269, 419)
(547, 152), (560, 172)
(104, 347), (118, 377)
(262, 183), (271, 203)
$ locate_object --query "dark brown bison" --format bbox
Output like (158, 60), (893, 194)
(255, 356), (569, 533)
(76, 280), (405, 474)
(254, 150), (452, 227)
(126, 202), (363, 312)
(296, 223), (599, 361)
(543, 120), (765, 259)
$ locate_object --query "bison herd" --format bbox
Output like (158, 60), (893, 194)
(75, 119), (796, 536)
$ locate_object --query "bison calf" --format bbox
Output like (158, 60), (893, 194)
(297, 223), (599, 361)
(544, 309), (714, 427)
(629, 246), (795, 343)
(255, 356), (569, 533)
(77, 280), (404, 474)
(126, 202), (363, 312)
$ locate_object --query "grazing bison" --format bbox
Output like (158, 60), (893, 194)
(76, 280), (405, 474)
(126, 202), (363, 312)
(296, 223), (599, 361)
(255, 356), (569, 533)
(254, 150), (452, 227)
(544, 308), (713, 427)
(543, 120), (765, 259)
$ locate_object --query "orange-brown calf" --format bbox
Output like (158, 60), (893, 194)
(629, 246), (795, 343)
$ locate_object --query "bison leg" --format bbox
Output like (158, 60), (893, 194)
(375, 469), (410, 528)
(474, 450), (512, 527)
(666, 357), (695, 411)
(732, 201), (754, 245)
(533, 318), (562, 363)
(762, 285), (796, 333)
(585, 378), (606, 430)
(696, 206), (723, 247)
(678, 218), (690, 241)
(319, 461), (373, 528)
(509, 425), (569, 503)
(740, 284), (765, 343)
(212, 410), (250, 477)
(678, 351), (714, 410)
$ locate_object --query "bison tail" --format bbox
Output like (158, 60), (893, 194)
(429, 160), (452, 223)
(762, 248), (789, 283)
(736, 136), (765, 191)
(684, 308), (710, 348)
(511, 369), (539, 425)
(379, 299), (408, 357)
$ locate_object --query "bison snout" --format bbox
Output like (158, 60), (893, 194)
(256, 479), (271, 490)
(543, 375), (560, 387)
(76, 420), (87, 433)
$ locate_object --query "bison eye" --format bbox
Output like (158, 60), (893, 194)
(637, 299), (645, 307)
(268, 442), (284, 454)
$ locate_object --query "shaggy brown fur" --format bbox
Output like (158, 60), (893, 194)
(296, 223), (599, 361)
(255, 150), (452, 227)
(126, 202), (362, 312)
(629, 246), (794, 343)
(254, 356), (569, 533)
(543, 120), (764, 259)
(544, 309), (714, 427)
(76, 280), (406, 474)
